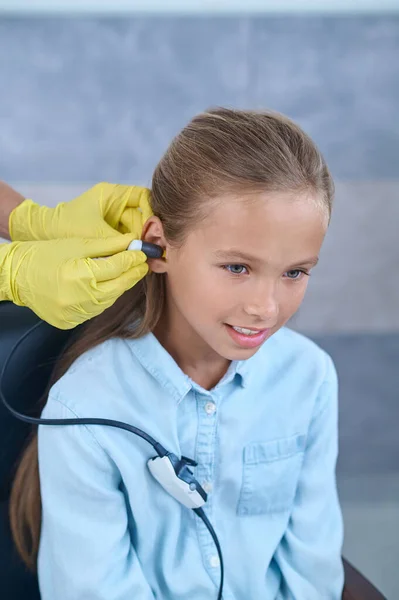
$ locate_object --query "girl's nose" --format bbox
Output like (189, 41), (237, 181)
(244, 306), (278, 326)
(244, 290), (279, 325)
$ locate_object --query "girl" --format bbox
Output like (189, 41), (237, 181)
(10, 108), (344, 599)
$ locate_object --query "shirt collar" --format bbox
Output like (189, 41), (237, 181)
(128, 331), (258, 404)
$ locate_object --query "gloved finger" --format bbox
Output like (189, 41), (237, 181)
(77, 233), (136, 259)
(100, 183), (134, 224)
(139, 190), (154, 224)
(117, 206), (145, 236)
(124, 186), (151, 210)
(89, 249), (148, 282)
(93, 219), (124, 238)
(95, 262), (149, 296)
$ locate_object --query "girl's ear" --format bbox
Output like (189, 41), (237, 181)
(141, 216), (168, 273)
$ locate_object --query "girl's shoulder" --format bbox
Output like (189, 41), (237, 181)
(266, 326), (336, 381)
(47, 337), (142, 415)
(273, 325), (326, 353)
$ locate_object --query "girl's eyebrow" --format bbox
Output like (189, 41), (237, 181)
(213, 249), (319, 268)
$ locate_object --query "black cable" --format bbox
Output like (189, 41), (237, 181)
(193, 507), (224, 600)
(0, 320), (168, 458)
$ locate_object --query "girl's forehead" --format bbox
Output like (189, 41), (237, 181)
(195, 192), (328, 245)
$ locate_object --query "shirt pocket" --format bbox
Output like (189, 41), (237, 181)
(237, 433), (306, 516)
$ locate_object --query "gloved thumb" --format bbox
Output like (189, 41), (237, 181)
(78, 233), (139, 259)
(90, 248), (148, 282)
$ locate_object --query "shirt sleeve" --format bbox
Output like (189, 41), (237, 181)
(37, 392), (156, 600)
(274, 353), (345, 600)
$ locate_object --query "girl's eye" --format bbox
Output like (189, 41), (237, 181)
(222, 265), (310, 280)
(222, 264), (249, 276)
(284, 269), (310, 281)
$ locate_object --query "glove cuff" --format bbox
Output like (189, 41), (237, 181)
(0, 241), (24, 303)
(9, 199), (50, 242)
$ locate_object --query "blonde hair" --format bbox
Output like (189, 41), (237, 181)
(10, 107), (334, 569)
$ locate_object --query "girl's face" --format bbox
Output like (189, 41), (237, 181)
(144, 191), (328, 380)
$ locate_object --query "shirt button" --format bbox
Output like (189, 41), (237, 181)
(202, 481), (213, 494)
(205, 401), (216, 415)
(210, 555), (220, 568)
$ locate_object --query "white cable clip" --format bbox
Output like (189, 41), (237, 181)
(147, 454), (207, 509)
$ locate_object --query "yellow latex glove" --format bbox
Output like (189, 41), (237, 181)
(0, 235), (149, 329)
(9, 182), (153, 242)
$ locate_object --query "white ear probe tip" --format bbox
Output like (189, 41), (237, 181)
(128, 240), (143, 252)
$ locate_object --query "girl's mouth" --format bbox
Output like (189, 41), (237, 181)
(224, 323), (269, 348)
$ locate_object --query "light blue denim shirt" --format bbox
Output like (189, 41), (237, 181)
(37, 326), (344, 600)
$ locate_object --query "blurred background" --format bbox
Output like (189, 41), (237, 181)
(0, 0), (398, 597)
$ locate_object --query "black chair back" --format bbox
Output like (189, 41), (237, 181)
(0, 302), (75, 600)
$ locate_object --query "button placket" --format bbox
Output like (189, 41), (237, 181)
(205, 401), (216, 415)
(202, 481), (213, 494)
(194, 392), (220, 580)
(209, 555), (220, 568)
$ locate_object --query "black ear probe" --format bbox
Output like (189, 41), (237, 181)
(0, 318), (224, 599)
(127, 240), (165, 259)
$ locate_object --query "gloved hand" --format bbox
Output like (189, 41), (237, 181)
(8, 182), (153, 242)
(0, 235), (148, 329)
